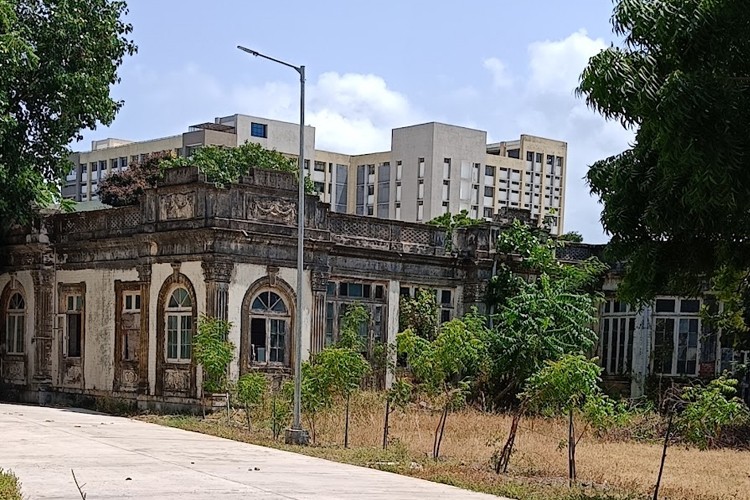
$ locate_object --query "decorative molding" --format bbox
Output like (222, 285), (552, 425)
(202, 259), (234, 283)
(136, 263), (152, 283)
(170, 261), (181, 279)
(267, 265), (279, 287)
(311, 270), (329, 292)
(247, 198), (296, 225)
(160, 192), (194, 220)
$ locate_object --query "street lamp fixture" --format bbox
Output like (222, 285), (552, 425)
(237, 45), (308, 445)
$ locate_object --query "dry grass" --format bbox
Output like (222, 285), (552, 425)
(140, 392), (750, 500)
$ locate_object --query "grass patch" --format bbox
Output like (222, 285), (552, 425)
(141, 414), (636, 500)
(137, 392), (750, 500)
(0, 469), (22, 500)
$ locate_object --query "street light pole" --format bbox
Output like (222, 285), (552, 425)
(237, 45), (308, 445)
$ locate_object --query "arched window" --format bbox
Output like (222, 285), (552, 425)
(166, 287), (192, 363)
(250, 291), (289, 365)
(5, 292), (25, 354)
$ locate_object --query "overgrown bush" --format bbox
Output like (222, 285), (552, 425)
(236, 372), (268, 430)
(399, 289), (439, 341)
(99, 152), (169, 206)
(193, 315), (235, 394)
(0, 469), (22, 500)
(676, 376), (750, 449)
(162, 141), (314, 193)
(100, 142), (314, 206)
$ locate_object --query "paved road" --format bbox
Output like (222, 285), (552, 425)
(0, 403), (505, 499)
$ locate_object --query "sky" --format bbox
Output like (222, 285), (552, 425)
(80, 0), (634, 243)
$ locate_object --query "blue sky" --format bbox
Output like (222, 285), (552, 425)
(82, 0), (633, 243)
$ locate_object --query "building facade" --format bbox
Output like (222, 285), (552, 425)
(2, 167), (498, 410)
(65, 115), (567, 235)
(3, 168), (748, 409)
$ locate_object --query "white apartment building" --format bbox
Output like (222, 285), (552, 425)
(67, 116), (567, 234)
(342, 123), (567, 234)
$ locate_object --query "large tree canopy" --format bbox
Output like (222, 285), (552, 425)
(0, 0), (136, 226)
(577, 0), (750, 302)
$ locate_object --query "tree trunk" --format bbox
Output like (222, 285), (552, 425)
(653, 413), (674, 500)
(272, 392), (278, 440)
(568, 408), (576, 486)
(305, 414), (317, 445)
(344, 393), (351, 449)
(433, 402), (449, 460)
(226, 392), (231, 425)
(383, 398), (391, 450)
(496, 408), (522, 474)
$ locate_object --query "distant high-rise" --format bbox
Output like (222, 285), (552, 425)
(66, 115), (567, 234)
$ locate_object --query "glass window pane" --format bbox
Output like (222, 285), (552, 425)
(680, 299), (700, 313)
(601, 319), (610, 373)
(181, 315), (192, 334)
(167, 330), (177, 359)
(655, 299), (675, 313)
(270, 293), (287, 312)
(180, 329), (191, 359)
(16, 315), (24, 353)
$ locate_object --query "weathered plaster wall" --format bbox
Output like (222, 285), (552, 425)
(56, 268), (139, 391)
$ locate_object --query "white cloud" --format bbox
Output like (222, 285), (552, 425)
(101, 65), (421, 155)
(527, 29), (605, 94)
(483, 57), (512, 88)
(230, 72), (421, 153)
(506, 30), (633, 243)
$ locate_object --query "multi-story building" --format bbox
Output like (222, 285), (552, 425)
(66, 115), (567, 234)
(347, 123), (567, 234)
(63, 114), (315, 202)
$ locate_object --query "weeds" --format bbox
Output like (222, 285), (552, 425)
(138, 391), (750, 500)
(0, 468), (22, 500)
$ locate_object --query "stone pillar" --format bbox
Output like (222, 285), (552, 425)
(309, 270), (329, 356)
(202, 259), (234, 321)
(461, 281), (487, 316)
(630, 305), (652, 398)
(31, 268), (54, 385)
(136, 263), (152, 394)
(385, 279), (401, 388)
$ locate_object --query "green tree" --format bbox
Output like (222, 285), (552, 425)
(427, 209), (483, 251)
(299, 360), (331, 445)
(314, 303), (371, 448)
(676, 376), (750, 449)
(488, 220), (605, 401)
(522, 355), (605, 485)
(236, 373), (267, 431)
(487, 221), (605, 473)
(296, 304), (372, 446)
(193, 315), (235, 394)
(558, 231), (583, 243)
(0, 0), (136, 228)
(162, 141), (315, 192)
(576, 0), (750, 308)
(397, 311), (489, 460)
(399, 289), (440, 341)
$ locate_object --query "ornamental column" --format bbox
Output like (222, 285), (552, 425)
(309, 270), (329, 355)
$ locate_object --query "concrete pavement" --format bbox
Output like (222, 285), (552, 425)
(0, 403), (506, 499)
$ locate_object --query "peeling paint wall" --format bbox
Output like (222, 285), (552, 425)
(56, 268), (138, 391)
